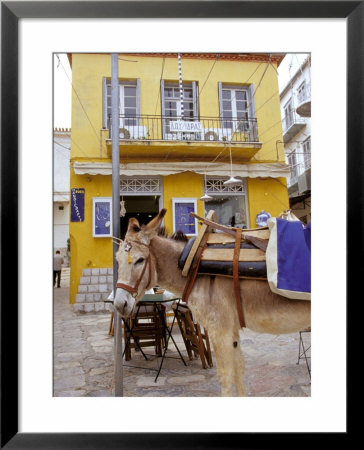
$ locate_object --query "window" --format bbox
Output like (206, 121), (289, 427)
(302, 138), (311, 170)
(287, 150), (298, 184)
(93, 197), (112, 237)
(221, 87), (248, 125)
(218, 83), (256, 140)
(284, 98), (294, 130)
(172, 198), (198, 236)
(297, 81), (306, 104)
(103, 78), (140, 129)
(204, 177), (249, 228)
(161, 81), (199, 139)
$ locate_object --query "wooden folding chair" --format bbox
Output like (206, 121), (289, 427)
(123, 304), (166, 361)
(173, 303), (213, 369)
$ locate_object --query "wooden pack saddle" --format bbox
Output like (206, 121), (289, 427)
(179, 210), (270, 328)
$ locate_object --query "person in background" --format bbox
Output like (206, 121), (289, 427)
(53, 250), (64, 288)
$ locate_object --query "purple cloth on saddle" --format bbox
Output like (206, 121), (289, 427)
(276, 219), (311, 293)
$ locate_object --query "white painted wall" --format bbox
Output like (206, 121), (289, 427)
(279, 56), (311, 188)
(53, 129), (70, 258)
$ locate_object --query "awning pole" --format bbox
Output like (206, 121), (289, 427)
(111, 53), (123, 397)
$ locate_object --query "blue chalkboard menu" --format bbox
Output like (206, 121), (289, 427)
(174, 200), (196, 235)
(94, 200), (111, 236)
(70, 188), (85, 222)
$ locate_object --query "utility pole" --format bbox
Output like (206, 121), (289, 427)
(111, 53), (123, 396)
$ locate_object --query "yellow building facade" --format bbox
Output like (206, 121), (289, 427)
(68, 53), (289, 309)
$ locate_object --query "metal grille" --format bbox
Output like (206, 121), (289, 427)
(120, 177), (161, 194)
(108, 114), (258, 142)
(205, 177), (246, 194)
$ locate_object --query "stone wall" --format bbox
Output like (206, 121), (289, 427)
(73, 267), (114, 313)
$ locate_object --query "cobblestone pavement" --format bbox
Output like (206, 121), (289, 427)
(54, 268), (311, 397)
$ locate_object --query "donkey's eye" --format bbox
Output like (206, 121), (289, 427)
(134, 257), (145, 265)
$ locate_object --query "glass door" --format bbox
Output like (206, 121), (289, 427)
(221, 87), (249, 131)
(162, 83), (196, 139)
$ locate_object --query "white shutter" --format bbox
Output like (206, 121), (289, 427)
(192, 81), (198, 118)
(136, 78), (141, 117)
(102, 77), (107, 128)
(218, 82), (223, 120)
(248, 84), (256, 119)
(160, 80), (166, 138)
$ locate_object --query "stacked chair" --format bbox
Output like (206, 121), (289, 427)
(173, 303), (213, 369)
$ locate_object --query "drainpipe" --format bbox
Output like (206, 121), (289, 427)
(111, 53), (123, 397)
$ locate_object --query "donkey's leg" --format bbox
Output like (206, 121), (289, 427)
(210, 328), (246, 397)
(232, 329), (247, 397)
(210, 333), (234, 396)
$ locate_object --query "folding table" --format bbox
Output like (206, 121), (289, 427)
(107, 293), (187, 383)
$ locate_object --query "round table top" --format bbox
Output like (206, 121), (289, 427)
(104, 293), (180, 304)
(138, 293), (180, 304)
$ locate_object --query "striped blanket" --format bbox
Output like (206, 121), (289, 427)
(266, 218), (311, 300)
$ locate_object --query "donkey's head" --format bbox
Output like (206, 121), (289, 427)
(113, 209), (167, 317)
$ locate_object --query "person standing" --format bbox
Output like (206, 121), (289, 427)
(53, 250), (64, 288)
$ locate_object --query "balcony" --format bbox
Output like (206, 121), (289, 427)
(282, 112), (306, 143)
(105, 115), (262, 162)
(288, 158), (311, 196)
(296, 84), (311, 118)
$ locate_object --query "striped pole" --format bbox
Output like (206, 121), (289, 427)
(178, 53), (184, 119)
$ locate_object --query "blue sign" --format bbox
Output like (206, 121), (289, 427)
(70, 188), (85, 222)
(174, 202), (196, 235)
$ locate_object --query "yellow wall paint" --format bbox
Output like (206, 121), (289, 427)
(69, 173), (113, 303)
(247, 177), (289, 227)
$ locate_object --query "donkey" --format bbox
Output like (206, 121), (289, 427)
(114, 209), (311, 396)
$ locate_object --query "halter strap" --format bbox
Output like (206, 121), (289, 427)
(116, 253), (152, 297)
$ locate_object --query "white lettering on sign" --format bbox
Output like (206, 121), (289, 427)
(170, 121), (202, 132)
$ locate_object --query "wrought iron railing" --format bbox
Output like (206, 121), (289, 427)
(107, 114), (258, 143)
(282, 111), (306, 133)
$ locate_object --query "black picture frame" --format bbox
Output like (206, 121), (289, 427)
(1, 1), (359, 448)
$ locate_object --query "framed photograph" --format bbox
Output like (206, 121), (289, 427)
(172, 198), (198, 236)
(2, 0), (361, 448)
(92, 197), (112, 237)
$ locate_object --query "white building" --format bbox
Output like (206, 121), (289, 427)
(280, 56), (311, 224)
(53, 128), (70, 263)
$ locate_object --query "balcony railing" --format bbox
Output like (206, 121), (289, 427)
(297, 83), (311, 105)
(107, 114), (259, 143)
(282, 111), (306, 134)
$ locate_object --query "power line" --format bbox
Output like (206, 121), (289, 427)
(198, 54), (220, 99)
(56, 54), (101, 147)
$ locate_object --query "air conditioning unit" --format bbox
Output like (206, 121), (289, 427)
(119, 126), (147, 139)
(203, 128), (232, 142)
(119, 127), (131, 139)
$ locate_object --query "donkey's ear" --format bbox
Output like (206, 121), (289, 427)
(144, 209), (167, 236)
(127, 217), (141, 233)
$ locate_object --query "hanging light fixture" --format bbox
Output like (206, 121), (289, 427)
(200, 193), (213, 201)
(200, 172), (213, 201)
(224, 144), (242, 185)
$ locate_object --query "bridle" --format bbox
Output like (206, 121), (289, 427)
(115, 240), (152, 298)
